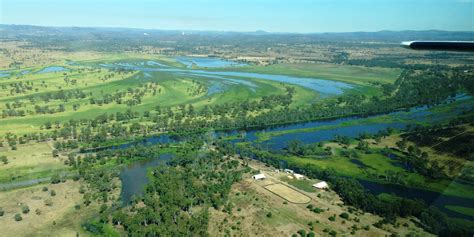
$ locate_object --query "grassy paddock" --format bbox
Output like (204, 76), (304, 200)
(264, 183), (311, 204)
(0, 181), (97, 237)
(0, 142), (68, 183)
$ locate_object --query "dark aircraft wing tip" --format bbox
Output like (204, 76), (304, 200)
(401, 41), (474, 52)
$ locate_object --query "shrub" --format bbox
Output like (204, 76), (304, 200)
(312, 207), (324, 213)
(0, 156), (8, 164)
(44, 199), (53, 206)
(339, 212), (349, 219)
(328, 215), (336, 222)
(50, 190), (56, 196)
(297, 229), (306, 237)
(22, 205), (30, 214)
(14, 213), (22, 221)
(50, 174), (61, 184)
(0, 207), (4, 216)
(266, 212), (272, 218)
(42, 187), (48, 192)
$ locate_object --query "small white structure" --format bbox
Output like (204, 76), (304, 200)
(284, 169), (294, 174)
(313, 181), (329, 190)
(293, 173), (305, 180)
(252, 173), (266, 180)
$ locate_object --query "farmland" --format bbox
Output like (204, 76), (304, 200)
(0, 26), (474, 236)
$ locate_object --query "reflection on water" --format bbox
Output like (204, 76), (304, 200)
(120, 153), (174, 205)
(359, 179), (474, 221)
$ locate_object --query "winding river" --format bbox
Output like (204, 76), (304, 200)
(3, 57), (472, 220)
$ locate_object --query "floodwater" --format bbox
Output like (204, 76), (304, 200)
(98, 57), (353, 96)
(175, 56), (246, 68)
(37, 66), (69, 74)
(119, 153), (174, 205)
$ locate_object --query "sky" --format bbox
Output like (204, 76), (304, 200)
(0, 0), (473, 33)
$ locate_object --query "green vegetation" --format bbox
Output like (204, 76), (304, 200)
(1, 27), (474, 236)
(229, 63), (402, 85)
(446, 206), (474, 217)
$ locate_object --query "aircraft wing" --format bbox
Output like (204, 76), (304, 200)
(401, 41), (474, 52)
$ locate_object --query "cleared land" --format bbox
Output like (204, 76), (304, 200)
(0, 181), (93, 237)
(263, 183), (311, 204)
(0, 142), (68, 184)
(208, 159), (430, 236)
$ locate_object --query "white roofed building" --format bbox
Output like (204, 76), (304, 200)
(252, 173), (266, 180)
(313, 181), (329, 189)
(293, 174), (305, 180)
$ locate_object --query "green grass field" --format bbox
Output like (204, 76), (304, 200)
(0, 54), (399, 136)
(446, 206), (474, 217)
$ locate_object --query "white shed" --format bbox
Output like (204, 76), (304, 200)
(313, 181), (329, 189)
(252, 174), (266, 180)
(293, 173), (305, 180)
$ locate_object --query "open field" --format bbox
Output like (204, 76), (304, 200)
(0, 181), (95, 237)
(263, 183), (311, 204)
(208, 159), (430, 236)
(0, 141), (68, 184)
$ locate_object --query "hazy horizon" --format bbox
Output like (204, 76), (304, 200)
(3, 23), (474, 35)
(1, 0), (473, 33)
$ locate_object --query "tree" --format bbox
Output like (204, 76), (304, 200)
(52, 149), (59, 157)
(21, 205), (30, 214)
(51, 174), (62, 184)
(339, 212), (349, 219)
(0, 156), (8, 164)
(50, 190), (56, 196)
(0, 207), (4, 216)
(14, 213), (22, 222)
(396, 140), (407, 151)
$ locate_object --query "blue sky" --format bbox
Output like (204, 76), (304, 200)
(1, 0), (472, 32)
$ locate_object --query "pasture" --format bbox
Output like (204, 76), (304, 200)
(0, 142), (67, 184)
(264, 183), (311, 204)
(0, 181), (93, 237)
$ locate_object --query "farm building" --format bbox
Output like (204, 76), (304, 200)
(284, 169), (294, 174)
(252, 173), (266, 180)
(293, 174), (305, 180)
(313, 181), (329, 189)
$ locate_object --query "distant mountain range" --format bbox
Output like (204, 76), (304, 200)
(1, 24), (473, 42)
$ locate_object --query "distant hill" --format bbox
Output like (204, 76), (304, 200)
(1, 24), (473, 42)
